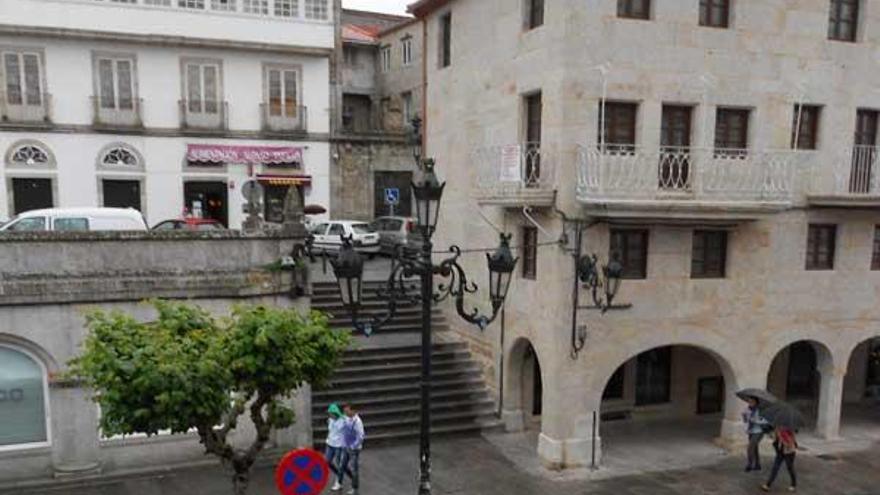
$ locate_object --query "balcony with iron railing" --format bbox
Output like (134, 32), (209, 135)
(179, 99), (228, 132)
(576, 145), (812, 221)
(472, 143), (556, 207)
(261, 103), (307, 134)
(1, 92), (51, 125)
(808, 145), (880, 207)
(91, 96), (143, 129)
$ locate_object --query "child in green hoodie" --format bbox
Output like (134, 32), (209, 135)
(325, 403), (346, 491)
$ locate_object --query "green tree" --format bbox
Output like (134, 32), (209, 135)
(68, 300), (350, 495)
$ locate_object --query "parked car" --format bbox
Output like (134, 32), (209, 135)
(0, 207), (148, 232)
(371, 216), (424, 255)
(152, 218), (225, 231)
(310, 220), (380, 256)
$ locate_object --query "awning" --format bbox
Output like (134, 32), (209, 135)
(186, 144), (303, 165)
(257, 174), (312, 186)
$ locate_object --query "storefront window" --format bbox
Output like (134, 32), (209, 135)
(0, 346), (48, 448)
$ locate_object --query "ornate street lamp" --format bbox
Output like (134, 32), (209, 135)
(577, 253), (623, 312)
(326, 116), (517, 495)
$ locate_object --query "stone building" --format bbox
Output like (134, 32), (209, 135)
(330, 9), (424, 220)
(410, 0), (880, 470)
(0, 0), (335, 229)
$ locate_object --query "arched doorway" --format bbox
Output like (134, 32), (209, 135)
(0, 344), (50, 450)
(503, 338), (543, 432)
(841, 337), (880, 441)
(766, 340), (834, 429)
(597, 345), (734, 471)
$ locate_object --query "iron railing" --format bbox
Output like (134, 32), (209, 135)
(179, 99), (228, 131)
(91, 96), (143, 128)
(577, 145), (807, 202)
(261, 103), (307, 133)
(473, 142), (556, 196)
(812, 145), (880, 196)
(1, 92), (51, 124)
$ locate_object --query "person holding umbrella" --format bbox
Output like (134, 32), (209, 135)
(758, 400), (806, 492)
(736, 389), (775, 472)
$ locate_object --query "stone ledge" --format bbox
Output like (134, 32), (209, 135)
(0, 230), (302, 243)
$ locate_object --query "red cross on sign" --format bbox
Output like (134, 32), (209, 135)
(274, 448), (330, 495)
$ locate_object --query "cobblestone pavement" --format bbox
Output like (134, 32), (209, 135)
(6, 434), (879, 495)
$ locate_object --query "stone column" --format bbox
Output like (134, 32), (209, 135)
(536, 410), (601, 469)
(50, 385), (101, 478)
(816, 367), (845, 440)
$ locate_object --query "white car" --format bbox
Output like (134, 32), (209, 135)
(0, 207), (148, 232)
(311, 220), (380, 255)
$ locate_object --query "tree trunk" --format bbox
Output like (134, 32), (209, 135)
(232, 471), (250, 495)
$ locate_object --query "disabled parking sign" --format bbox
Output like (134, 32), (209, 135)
(384, 187), (400, 206)
(274, 448), (329, 495)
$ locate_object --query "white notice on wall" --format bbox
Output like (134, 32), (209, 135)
(499, 144), (522, 182)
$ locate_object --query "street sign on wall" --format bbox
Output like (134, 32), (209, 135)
(384, 187), (400, 206)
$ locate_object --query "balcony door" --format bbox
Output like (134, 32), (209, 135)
(524, 92), (542, 187)
(851, 110), (878, 193)
(660, 105), (692, 190)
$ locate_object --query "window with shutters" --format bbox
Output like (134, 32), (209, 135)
(96, 57), (135, 110)
(522, 226), (538, 280)
(2, 50), (43, 107)
(872, 226), (880, 270)
(380, 46), (392, 73)
(828, 0), (859, 42)
(691, 230), (728, 278)
(266, 66), (298, 118)
(806, 224), (837, 270)
(439, 12), (452, 68)
(699, 0), (729, 28)
(791, 105), (821, 150)
(526, 0), (544, 29)
(618, 0), (650, 19)
(599, 102), (638, 153)
(714, 108), (750, 156)
(609, 229), (648, 279)
(402, 37), (413, 66)
(184, 62), (221, 114)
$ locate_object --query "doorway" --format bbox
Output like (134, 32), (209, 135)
(184, 181), (228, 226)
(102, 179), (141, 211)
(12, 178), (53, 214)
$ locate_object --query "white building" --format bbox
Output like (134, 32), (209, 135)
(0, 0), (336, 228)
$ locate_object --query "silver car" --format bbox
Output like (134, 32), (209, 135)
(371, 216), (424, 256)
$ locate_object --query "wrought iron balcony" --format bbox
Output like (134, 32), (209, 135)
(91, 96), (143, 128)
(577, 145), (809, 220)
(261, 103), (307, 133)
(472, 143), (556, 207)
(179, 99), (228, 131)
(808, 145), (880, 207)
(1, 92), (51, 124)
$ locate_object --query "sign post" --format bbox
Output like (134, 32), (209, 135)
(384, 187), (400, 216)
(274, 449), (329, 495)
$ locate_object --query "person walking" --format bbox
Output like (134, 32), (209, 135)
(742, 397), (769, 471)
(761, 428), (798, 492)
(338, 403), (365, 495)
(325, 403), (346, 492)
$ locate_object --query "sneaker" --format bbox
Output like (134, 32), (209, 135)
(760, 484), (770, 492)
(788, 487), (796, 492)
(331, 482), (342, 491)
(346, 490), (358, 495)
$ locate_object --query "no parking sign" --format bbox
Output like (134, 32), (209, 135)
(274, 448), (329, 495)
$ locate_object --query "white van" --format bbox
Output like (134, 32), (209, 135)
(0, 208), (148, 232)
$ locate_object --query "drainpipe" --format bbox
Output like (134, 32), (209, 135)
(420, 16), (428, 155)
(497, 305), (505, 418)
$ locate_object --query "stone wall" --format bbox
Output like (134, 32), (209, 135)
(330, 138), (415, 220)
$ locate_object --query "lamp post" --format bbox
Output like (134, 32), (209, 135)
(329, 117), (517, 495)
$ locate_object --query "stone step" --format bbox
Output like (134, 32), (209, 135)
(335, 357), (475, 376)
(313, 405), (497, 434)
(339, 348), (468, 367)
(312, 387), (490, 412)
(312, 398), (496, 428)
(313, 414), (502, 449)
(341, 342), (466, 358)
(323, 365), (481, 389)
(312, 376), (487, 401)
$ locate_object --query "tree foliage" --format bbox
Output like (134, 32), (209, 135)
(68, 300), (350, 494)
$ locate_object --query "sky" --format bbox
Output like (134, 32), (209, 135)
(342, 0), (412, 15)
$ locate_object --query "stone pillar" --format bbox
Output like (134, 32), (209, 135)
(816, 367), (845, 440)
(536, 410), (601, 470)
(501, 407), (525, 432)
(50, 385), (101, 478)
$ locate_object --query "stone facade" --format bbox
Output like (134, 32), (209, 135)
(412, 0), (880, 470)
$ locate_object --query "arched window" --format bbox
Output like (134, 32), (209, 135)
(10, 145), (49, 166)
(0, 345), (49, 449)
(101, 146), (139, 167)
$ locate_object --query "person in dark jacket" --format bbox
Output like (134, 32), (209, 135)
(761, 428), (798, 492)
(742, 397), (770, 471)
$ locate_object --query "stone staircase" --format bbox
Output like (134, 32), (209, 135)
(310, 280), (501, 448)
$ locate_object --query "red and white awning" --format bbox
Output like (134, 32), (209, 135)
(186, 144), (303, 165)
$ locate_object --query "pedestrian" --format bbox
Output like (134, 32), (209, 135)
(761, 428), (798, 492)
(325, 403), (346, 492)
(742, 397), (769, 472)
(338, 403), (365, 495)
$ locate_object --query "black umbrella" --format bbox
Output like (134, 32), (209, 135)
(758, 401), (807, 430)
(736, 388), (779, 405)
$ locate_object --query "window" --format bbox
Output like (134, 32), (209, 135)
(144, 0), (172, 4)
(691, 230), (728, 279)
(402, 91), (413, 123)
(6, 217), (46, 231)
(872, 226), (880, 270)
(101, 146), (139, 167)
(266, 67), (298, 118)
(521, 226), (538, 280)
(102, 180), (141, 211)
(806, 224), (837, 270)
(0, 346), (48, 449)
(402, 37), (413, 66)
(304, 0), (328, 19)
(54, 218), (89, 231)
(524, 92), (542, 184)
(96, 56), (135, 110)
(211, 0), (235, 11)
(380, 46), (392, 73)
(3, 51), (42, 106)
(714, 108), (749, 154)
(603, 365), (626, 400)
(699, 0), (729, 28)
(10, 144), (49, 166)
(609, 229), (648, 279)
(12, 178), (53, 214)
(184, 62), (220, 114)
(851, 109), (878, 193)
(599, 102), (638, 153)
(828, 0), (859, 42)
(328, 223), (344, 237)
(635, 347), (671, 405)
(242, 0), (268, 14)
(791, 105), (821, 150)
(660, 105), (692, 189)
(618, 0), (650, 19)
(274, 0), (296, 17)
(178, 0), (205, 8)
(439, 12), (452, 68)
(526, 0), (544, 29)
